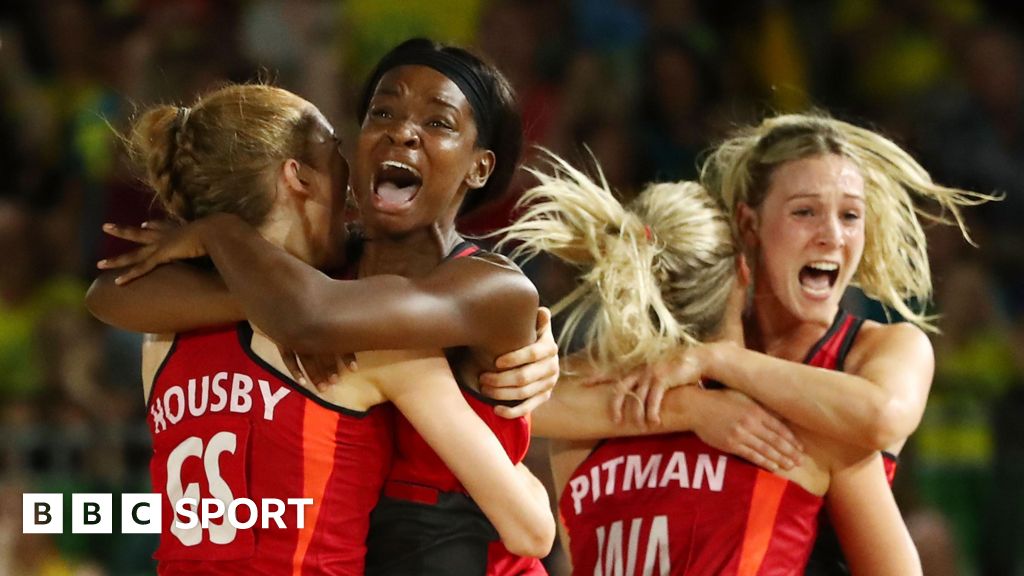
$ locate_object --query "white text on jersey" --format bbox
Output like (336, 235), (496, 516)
(594, 515), (670, 576)
(569, 451), (728, 515)
(151, 372), (291, 433)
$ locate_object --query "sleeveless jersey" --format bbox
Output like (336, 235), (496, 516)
(147, 322), (394, 575)
(558, 433), (824, 575)
(803, 309), (898, 576)
(365, 241), (545, 576)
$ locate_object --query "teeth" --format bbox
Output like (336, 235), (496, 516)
(381, 160), (420, 178)
(807, 262), (838, 272)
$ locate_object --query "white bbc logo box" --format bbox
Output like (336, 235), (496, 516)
(23, 493), (161, 534)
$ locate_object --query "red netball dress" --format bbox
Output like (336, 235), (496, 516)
(147, 322), (393, 575)
(365, 241), (545, 576)
(558, 431), (823, 576)
(802, 309), (897, 576)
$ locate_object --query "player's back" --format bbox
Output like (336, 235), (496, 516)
(145, 322), (393, 575)
(558, 432), (823, 576)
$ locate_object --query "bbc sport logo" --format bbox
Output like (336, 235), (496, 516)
(23, 493), (313, 535)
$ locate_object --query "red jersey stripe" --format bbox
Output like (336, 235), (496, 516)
(292, 404), (341, 575)
(737, 470), (789, 575)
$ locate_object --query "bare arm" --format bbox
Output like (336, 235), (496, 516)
(696, 323), (934, 451)
(533, 370), (701, 439)
(367, 350), (555, 557)
(826, 451), (922, 576)
(95, 214), (538, 359)
(86, 265), (243, 333)
(190, 214), (538, 358)
(532, 357), (802, 471)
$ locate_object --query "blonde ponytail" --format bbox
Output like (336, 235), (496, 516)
(499, 150), (736, 374)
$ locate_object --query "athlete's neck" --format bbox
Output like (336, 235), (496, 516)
(358, 222), (462, 278)
(749, 288), (836, 363)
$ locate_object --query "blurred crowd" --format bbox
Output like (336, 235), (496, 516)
(1, 1), (1022, 575)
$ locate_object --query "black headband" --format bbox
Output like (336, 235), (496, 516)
(363, 46), (494, 147)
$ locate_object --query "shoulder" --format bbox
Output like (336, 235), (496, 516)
(846, 319), (934, 374)
(428, 250), (539, 311)
(420, 249), (539, 352)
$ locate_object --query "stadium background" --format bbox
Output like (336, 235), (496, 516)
(1, 0), (1022, 574)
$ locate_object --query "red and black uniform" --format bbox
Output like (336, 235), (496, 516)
(365, 241), (545, 576)
(558, 432), (824, 575)
(803, 309), (897, 576)
(147, 322), (393, 575)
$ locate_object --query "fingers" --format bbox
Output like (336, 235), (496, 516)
(480, 373), (556, 402)
(736, 443), (782, 473)
(316, 356), (342, 390)
(645, 382), (668, 426)
(112, 260), (159, 285)
(609, 374), (637, 423)
(633, 378), (651, 420)
(724, 411), (802, 471)
(298, 354), (335, 390)
(141, 220), (175, 231)
(494, 307), (558, 370)
(494, 389), (552, 420)
(761, 413), (803, 453)
(622, 390), (646, 428)
(97, 243), (155, 269)
(97, 224), (166, 284)
(479, 357), (559, 393)
(279, 349), (309, 386)
(339, 353), (359, 373)
(494, 336), (558, 370)
(697, 390), (804, 472)
(535, 307), (552, 337)
(101, 223), (162, 245)
(752, 423), (802, 469)
(611, 388), (626, 424)
(741, 432), (795, 472)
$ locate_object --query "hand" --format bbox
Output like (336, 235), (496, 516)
(276, 343), (356, 392)
(688, 388), (803, 472)
(611, 346), (704, 425)
(98, 220), (207, 284)
(479, 307), (560, 419)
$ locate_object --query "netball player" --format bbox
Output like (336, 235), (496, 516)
(604, 113), (997, 573)
(498, 151), (922, 575)
(91, 40), (557, 574)
(88, 80), (557, 574)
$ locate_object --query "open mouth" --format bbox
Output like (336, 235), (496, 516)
(373, 161), (422, 209)
(798, 261), (839, 296)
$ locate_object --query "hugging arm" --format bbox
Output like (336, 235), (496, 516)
(91, 216), (558, 409)
(697, 326), (933, 451)
(531, 356), (803, 471)
(826, 450), (921, 575)
(102, 213), (539, 358)
(87, 265), (243, 333)
(634, 327), (933, 453)
(366, 350), (555, 557)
